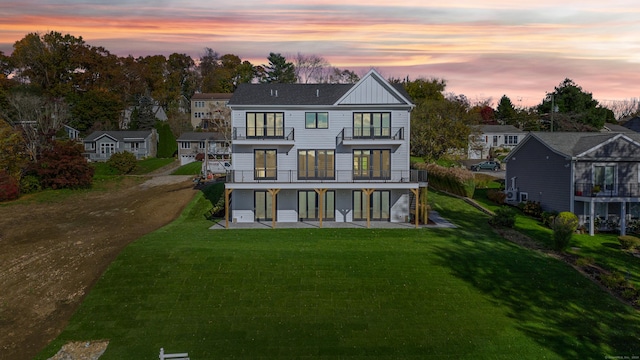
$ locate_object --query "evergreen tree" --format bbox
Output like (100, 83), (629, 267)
(261, 53), (296, 83)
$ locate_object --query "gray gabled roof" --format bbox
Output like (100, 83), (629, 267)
(84, 130), (153, 142)
(228, 83), (353, 106)
(177, 132), (226, 141)
(473, 124), (523, 133)
(228, 70), (412, 107)
(510, 132), (640, 159)
(622, 116), (640, 132)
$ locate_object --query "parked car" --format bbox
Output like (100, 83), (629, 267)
(471, 161), (500, 171)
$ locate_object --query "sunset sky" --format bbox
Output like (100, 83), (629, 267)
(2, 0), (640, 108)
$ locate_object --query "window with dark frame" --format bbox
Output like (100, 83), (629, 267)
(305, 112), (329, 129)
(353, 149), (391, 179)
(298, 149), (335, 179)
(353, 112), (391, 138)
(246, 112), (284, 137)
(254, 149), (277, 179)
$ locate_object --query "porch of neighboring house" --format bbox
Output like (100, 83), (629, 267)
(575, 181), (640, 235)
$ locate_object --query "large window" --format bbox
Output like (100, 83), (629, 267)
(298, 150), (334, 179)
(255, 191), (275, 221)
(255, 149), (277, 179)
(305, 112), (328, 129)
(247, 112), (284, 137)
(353, 112), (391, 138)
(298, 190), (335, 221)
(353, 150), (391, 180)
(353, 190), (390, 221)
(100, 143), (115, 155)
(180, 141), (190, 149)
(505, 135), (518, 145)
(594, 164), (616, 192)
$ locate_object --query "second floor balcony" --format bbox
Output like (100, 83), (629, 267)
(575, 182), (640, 198)
(233, 127), (295, 141)
(226, 169), (427, 185)
(337, 127), (405, 146)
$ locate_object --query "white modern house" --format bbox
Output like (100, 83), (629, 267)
(223, 69), (427, 228)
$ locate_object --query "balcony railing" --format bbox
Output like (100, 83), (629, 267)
(226, 169), (427, 184)
(233, 127), (294, 140)
(574, 182), (640, 197)
(337, 127), (404, 142)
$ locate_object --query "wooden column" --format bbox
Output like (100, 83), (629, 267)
(268, 189), (280, 228)
(362, 189), (375, 228)
(315, 188), (327, 228)
(225, 188), (233, 229)
(410, 188), (420, 228)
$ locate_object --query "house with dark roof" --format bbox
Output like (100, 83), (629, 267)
(468, 124), (524, 159)
(176, 131), (230, 166)
(222, 69), (427, 228)
(83, 130), (158, 162)
(622, 116), (640, 133)
(504, 132), (640, 235)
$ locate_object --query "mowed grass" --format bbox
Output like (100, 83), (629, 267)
(172, 161), (203, 175)
(36, 189), (640, 359)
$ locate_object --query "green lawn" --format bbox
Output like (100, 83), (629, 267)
(36, 187), (640, 359)
(172, 161), (203, 175)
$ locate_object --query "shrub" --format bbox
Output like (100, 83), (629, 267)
(414, 163), (474, 198)
(33, 140), (94, 189)
(541, 210), (559, 228)
(489, 206), (516, 228)
(600, 271), (626, 289)
(621, 287), (638, 301)
(575, 256), (595, 267)
(552, 212), (579, 251)
(107, 151), (138, 174)
(19, 175), (42, 194)
(0, 170), (20, 202)
(157, 122), (177, 158)
(618, 235), (640, 250)
(521, 201), (543, 218)
(486, 189), (506, 204)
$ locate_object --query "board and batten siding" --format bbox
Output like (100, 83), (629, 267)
(339, 76), (403, 105)
(507, 138), (572, 213)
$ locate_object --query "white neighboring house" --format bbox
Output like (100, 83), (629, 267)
(176, 131), (231, 167)
(191, 93), (233, 130)
(83, 130), (158, 162)
(223, 69), (428, 227)
(468, 125), (524, 159)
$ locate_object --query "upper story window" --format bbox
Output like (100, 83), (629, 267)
(180, 141), (191, 149)
(505, 135), (518, 145)
(298, 150), (335, 179)
(305, 112), (328, 129)
(130, 142), (141, 151)
(353, 112), (391, 138)
(255, 149), (277, 179)
(594, 164), (616, 192)
(247, 112), (284, 138)
(353, 149), (391, 180)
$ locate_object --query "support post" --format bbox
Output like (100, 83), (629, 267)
(621, 202), (627, 236)
(362, 189), (375, 228)
(268, 189), (280, 228)
(315, 188), (327, 228)
(589, 201), (595, 236)
(225, 188), (233, 229)
(410, 188), (420, 228)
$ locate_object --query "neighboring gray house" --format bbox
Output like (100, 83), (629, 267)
(83, 130), (158, 162)
(622, 116), (640, 133)
(176, 131), (230, 166)
(468, 124), (524, 159)
(224, 69), (427, 227)
(504, 132), (640, 235)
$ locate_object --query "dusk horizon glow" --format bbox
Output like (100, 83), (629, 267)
(2, 1), (640, 109)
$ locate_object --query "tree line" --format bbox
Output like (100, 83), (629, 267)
(1, 30), (637, 200)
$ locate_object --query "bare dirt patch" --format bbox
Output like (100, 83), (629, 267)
(0, 173), (198, 360)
